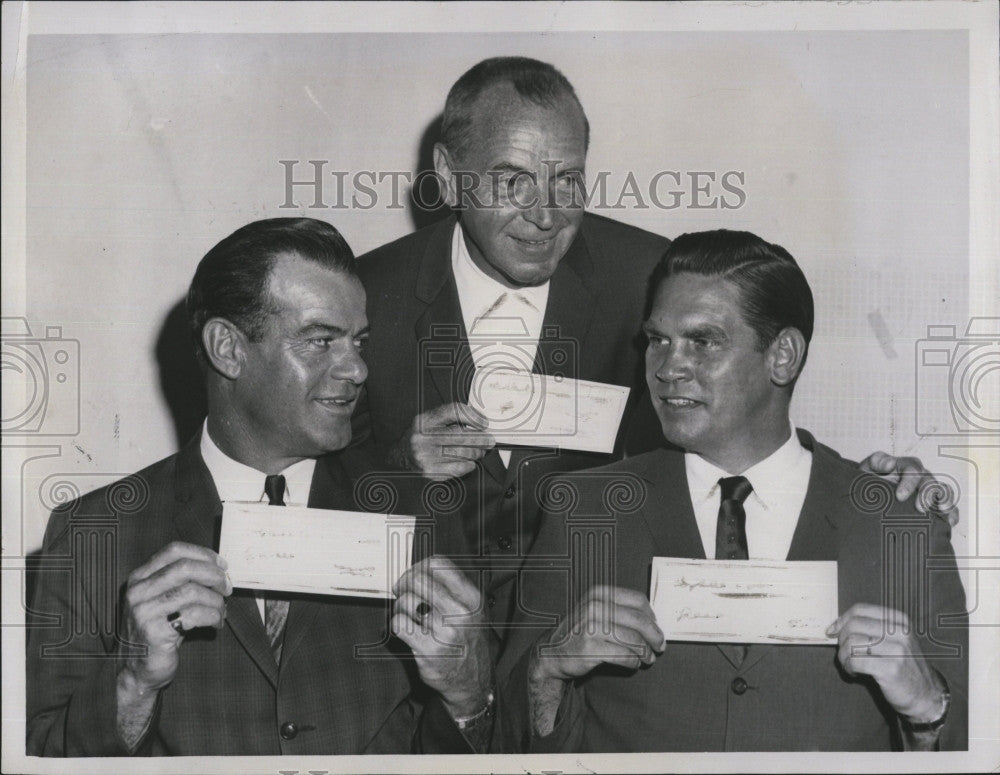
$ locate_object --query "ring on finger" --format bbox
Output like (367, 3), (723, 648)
(416, 601), (431, 621)
(167, 610), (186, 636)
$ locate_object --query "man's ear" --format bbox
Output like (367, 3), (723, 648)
(768, 327), (807, 387)
(201, 318), (246, 380)
(432, 143), (459, 208)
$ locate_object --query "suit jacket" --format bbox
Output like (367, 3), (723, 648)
(26, 435), (469, 756)
(497, 432), (969, 752)
(355, 213), (669, 630)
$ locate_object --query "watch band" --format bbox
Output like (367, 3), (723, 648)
(453, 690), (495, 731)
(901, 679), (951, 733)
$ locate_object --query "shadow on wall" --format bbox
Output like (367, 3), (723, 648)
(408, 112), (451, 233)
(156, 298), (207, 448)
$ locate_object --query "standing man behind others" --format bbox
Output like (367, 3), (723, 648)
(27, 218), (492, 756)
(355, 56), (947, 636)
(497, 230), (968, 752)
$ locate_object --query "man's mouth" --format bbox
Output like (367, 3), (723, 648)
(661, 397), (701, 408)
(510, 235), (554, 248)
(315, 395), (358, 411)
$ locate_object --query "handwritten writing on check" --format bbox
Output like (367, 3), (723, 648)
(649, 558), (838, 645)
(219, 502), (416, 599)
(469, 368), (630, 454)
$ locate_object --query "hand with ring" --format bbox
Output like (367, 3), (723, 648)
(827, 603), (947, 724)
(391, 556), (494, 719)
(166, 611), (186, 636)
(118, 541), (232, 695)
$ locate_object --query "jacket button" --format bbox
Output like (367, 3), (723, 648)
(497, 535), (512, 550)
(731, 677), (748, 695)
(280, 721), (298, 740)
(504, 485), (516, 499)
(487, 594), (496, 608)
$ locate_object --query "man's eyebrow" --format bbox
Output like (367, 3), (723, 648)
(642, 321), (666, 337)
(682, 323), (726, 340)
(487, 162), (532, 175)
(296, 323), (369, 338)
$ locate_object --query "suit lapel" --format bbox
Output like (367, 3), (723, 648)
(412, 216), (506, 485)
(785, 434), (848, 563)
(534, 229), (597, 371)
(741, 432), (847, 673)
(413, 216), (473, 407)
(171, 434), (279, 686)
(635, 449), (706, 561)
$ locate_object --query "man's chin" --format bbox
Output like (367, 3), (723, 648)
(656, 419), (698, 453)
(309, 427), (352, 456)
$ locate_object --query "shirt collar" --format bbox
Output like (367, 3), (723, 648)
(199, 420), (317, 506)
(451, 222), (549, 323)
(684, 424), (807, 509)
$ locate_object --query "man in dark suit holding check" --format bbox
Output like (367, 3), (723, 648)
(356, 57), (941, 638)
(26, 218), (493, 756)
(497, 230), (968, 752)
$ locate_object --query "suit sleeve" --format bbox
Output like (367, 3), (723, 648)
(26, 507), (140, 756)
(918, 510), (968, 751)
(359, 691), (488, 754)
(495, 472), (604, 753)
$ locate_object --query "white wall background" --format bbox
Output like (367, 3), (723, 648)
(7, 29), (975, 554)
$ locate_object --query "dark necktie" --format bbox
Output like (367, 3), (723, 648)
(715, 475), (753, 662)
(263, 474), (289, 664)
(715, 475), (753, 560)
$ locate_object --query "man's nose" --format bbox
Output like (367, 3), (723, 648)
(653, 343), (692, 382)
(521, 192), (556, 230)
(333, 347), (368, 385)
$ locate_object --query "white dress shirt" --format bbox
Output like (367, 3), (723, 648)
(685, 426), (813, 561)
(199, 420), (316, 620)
(451, 223), (551, 465)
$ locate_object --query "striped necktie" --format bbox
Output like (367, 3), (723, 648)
(264, 474), (289, 664)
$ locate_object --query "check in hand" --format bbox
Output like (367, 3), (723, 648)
(528, 585), (665, 737)
(395, 402), (496, 480)
(119, 541), (232, 694)
(859, 451), (959, 526)
(391, 556), (493, 719)
(826, 603), (947, 724)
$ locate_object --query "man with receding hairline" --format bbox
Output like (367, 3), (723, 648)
(355, 56), (946, 639)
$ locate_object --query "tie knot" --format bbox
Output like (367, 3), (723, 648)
(264, 474), (286, 506)
(719, 475), (753, 505)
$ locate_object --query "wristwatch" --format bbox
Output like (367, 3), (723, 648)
(901, 677), (951, 734)
(453, 690), (495, 731)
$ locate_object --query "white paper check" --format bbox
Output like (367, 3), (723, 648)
(649, 557), (838, 645)
(218, 502), (416, 599)
(469, 369), (630, 454)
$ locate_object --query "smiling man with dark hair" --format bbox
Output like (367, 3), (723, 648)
(26, 217), (491, 756)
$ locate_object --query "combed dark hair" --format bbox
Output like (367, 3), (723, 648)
(650, 229), (814, 362)
(186, 217), (356, 360)
(441, 56), (590, 160)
